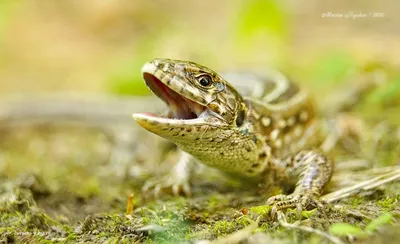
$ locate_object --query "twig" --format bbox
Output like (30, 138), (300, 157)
(322, 167), (400, 203)
(330, 165), (400, 190)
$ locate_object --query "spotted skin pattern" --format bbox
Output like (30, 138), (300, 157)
(133, 59), (334, 215)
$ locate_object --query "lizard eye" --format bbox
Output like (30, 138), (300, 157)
(198, 75), (212, 87)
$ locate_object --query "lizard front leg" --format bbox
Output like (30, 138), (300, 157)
(142, 150), (197, 197)
(267, 150), (334, 216)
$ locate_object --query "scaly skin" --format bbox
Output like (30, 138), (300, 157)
(133, 58), (334, 214)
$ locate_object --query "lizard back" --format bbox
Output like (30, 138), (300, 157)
(222, 71), (321, 158)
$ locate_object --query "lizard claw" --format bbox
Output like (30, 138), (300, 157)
(142, 175), (191, 198)
(266, 193), (324, 218)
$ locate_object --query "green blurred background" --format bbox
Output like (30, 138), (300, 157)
(0, 0), (399, 98)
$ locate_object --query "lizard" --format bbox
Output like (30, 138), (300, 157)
(132, 58), (334, 215)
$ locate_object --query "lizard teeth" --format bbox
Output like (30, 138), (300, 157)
(191, 102), (206, 117)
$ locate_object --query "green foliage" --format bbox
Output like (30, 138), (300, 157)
(329, 212), (393, 238)
(310, 50), (356, 86)
(107, 59), (150, 96)
(366, 75), (400, 106)
(365, 213), (393, 233)
(234, 0), (287, 63)
(107, 34), (159, 96)
(235, 0), (286, 40)
(329, 223), (365, 237)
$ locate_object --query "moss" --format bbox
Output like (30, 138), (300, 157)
(301, 209), (317, 219)
(141, 216), (151, 225)
(249, 205), (272, 216)
(376, 196), (399, 212)
(212, 220), (238, 236)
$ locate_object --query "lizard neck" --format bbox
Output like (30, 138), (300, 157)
(174, 100), (272, 176)
(245, 84), (319, 159)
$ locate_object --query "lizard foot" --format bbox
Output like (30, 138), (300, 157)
(142, 175), (191, 198)
(266, 193), (325, 218)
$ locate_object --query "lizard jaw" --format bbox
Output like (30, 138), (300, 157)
(132, 62), (224, 133)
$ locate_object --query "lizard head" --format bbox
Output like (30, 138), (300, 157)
(132, 58), (247, 132)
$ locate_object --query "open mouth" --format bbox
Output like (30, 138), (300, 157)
(143, 73), (206, 120)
